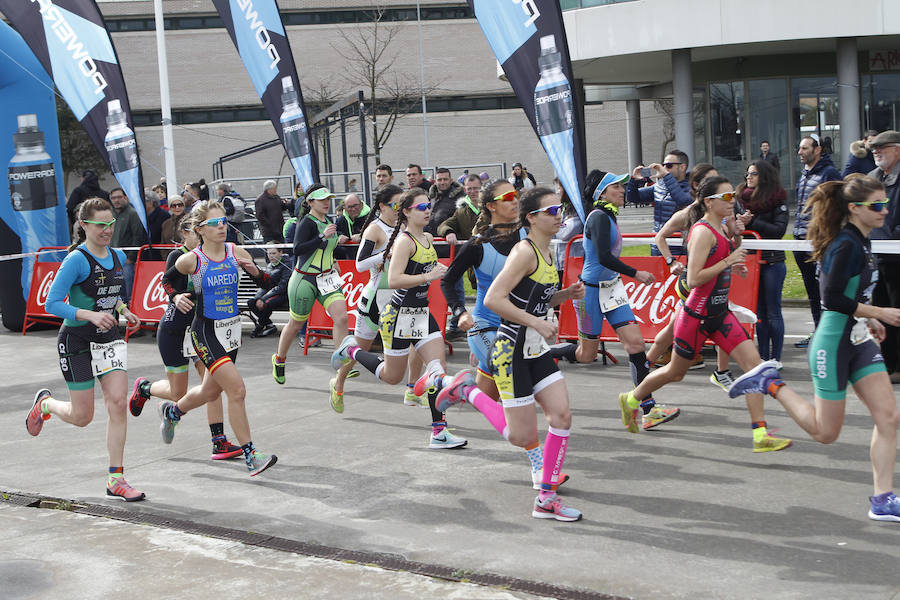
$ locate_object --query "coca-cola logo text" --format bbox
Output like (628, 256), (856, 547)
(622, 274), (680, 325)
(142, 272), (168, 313)
(36, 270), (55, 307)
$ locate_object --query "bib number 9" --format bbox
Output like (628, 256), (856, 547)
(215, 316), (242, 351)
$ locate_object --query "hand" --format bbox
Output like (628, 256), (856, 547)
(634, 270), (654, 285)
(878, 307), (900, 327)
(123, 310), (140, 333)
(732, 217), (746, 235)
(868, 318), (886, 342)
(236, 257), (259, 276)
(631, 166), (646, 180)
(567, 280), (585, 300)
(445, 232), (458, 246)
(648, 162), (664, 178)
(323, 224), (337, 238)
(255, 299), (265, 311)
(458, 312), (474, 332)
(351, 233), (362, 243)
(427, 262), (448, 281)
(738, 211), (754, 225)
(88, 310), (118, 331)
(174, 293), (194, 314)
(670, 261), (684, 276)
(734, 263), (748, 277)
(726, 247), (747, 267)
(532, 316), (558, 340)
(338, 235), (350, 244)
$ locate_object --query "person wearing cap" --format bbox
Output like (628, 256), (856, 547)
(868, 129), (900, 384)
(66, 168), (109, 233)
(271, 184), (350, 385)
(567, 169), (680, 431)
(507, 162), (534, 192)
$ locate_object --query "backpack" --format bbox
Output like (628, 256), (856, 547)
(223, 193), (245, 223)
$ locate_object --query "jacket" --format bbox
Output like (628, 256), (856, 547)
(427, 181), (465, 236)
(760, 152), (780, 171)
(256, 257), (291, 301)
(842, 141), (876, 177)
(66, 172), (109, 230)
(255, 191), (285, 242)
(110, 202), (148, 262)
(437, 196), (480, 240)
(868, 160), (900, 264)
(794, 153), (841, 239)
(743, 188), (788, 264)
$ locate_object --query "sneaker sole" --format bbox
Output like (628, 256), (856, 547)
(249, 454), (278, 477)
(412, 371), (432, 397)
(642, 408), (681, 430)
(26, 389), (50, 437)
(688, 361), (705, 370)
(753, 439), (793, 452)
(868, 510), (900, 522)
(211, 449), (244, 460)
(157, 402), (176, 444)
(532, 508), (582, 522)
(428, 439), (468, 449)
(729, 360), (779, 398)
(106, 488), (146, 502)
(129, 377), (148, 417)
(618, 394), (640, 434)
(272, 355), (286, 385)
(403, 397), (420, 406)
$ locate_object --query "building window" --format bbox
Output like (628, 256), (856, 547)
(709, 82), (745, 185)
(791, 76), (841, 169)
(747, 79), (790, 189)
(862, 73), (900, 134)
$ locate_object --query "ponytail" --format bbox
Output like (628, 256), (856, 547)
(806, 177), (883, 262)
(361, 184), (402, 233)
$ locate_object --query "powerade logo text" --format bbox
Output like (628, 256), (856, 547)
(283, 123), (306, 134)
(105, 139), (136, 152)
(236, 0), (280, 69)
(9, 168), (56, 181)
(535, 88), (571, 105)
(30, 0), (108, 95)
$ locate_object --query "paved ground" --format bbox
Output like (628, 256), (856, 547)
(2, 307), (899, 599)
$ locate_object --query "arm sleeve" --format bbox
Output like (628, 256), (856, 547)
(274, 263), (291, 296)
(663, 174), (694, 209)
(46, 251), (90, 320)
(440, 239), (482, 314)
(437, 209), (460, 237)
(355, 238), (385, 272)
(292, 217), (326, 257)
(820, 239), (861, 315)
(336, 217), (351, 238)
(556, 216), (583, 242)
(586, 212), (637, 278)
(625, 179), (642, 206)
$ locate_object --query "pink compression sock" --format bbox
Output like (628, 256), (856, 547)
(467, 387), (509, 439)
(540, 426), (570, 500)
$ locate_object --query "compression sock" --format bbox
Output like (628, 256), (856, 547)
(428, 387), (444, 422)
(431, 420), (447, 436)
(640, 399), (656, 415)
(349, 348), (384, 377)
(549, 343), (577, 362)
(108, 466), (124, 486)
(539, 427), (570, 500)
(467, 387), (509, 439)
(525, 441), (542, 474)
(629, 351), (655, 407)
(165, 403), (184, 421)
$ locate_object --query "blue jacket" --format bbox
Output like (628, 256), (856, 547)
(868, 162), (900, 264)
(842, 141), (876, 177)
(793, 154), (841, 239)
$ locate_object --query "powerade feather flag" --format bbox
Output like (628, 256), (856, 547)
(0, 0), (147, 228)
(468, 0), (586, 221)
(212, 0), (318, 190)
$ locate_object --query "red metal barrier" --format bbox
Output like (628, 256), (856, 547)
(557, 234), (760, 344)
(22, 246), (67, 334)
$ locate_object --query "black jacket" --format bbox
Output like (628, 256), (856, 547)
(427, 181), (465, 236)
(746, 202), (789, 264)
(66, 172), (109, 230)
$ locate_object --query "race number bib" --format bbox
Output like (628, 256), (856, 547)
(316, 270), (342, 295)
(522, 318), (551, 359)
(215, 316), (242, 351)
(850, 318), (872, 346)
(396, 306), (428, 339)
(90, 339), (127, 377)
(182, 330), (196, 357)
(598, 276), (629, 313)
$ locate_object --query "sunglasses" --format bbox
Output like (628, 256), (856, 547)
(411, 202), (431, 211)
(200, 216), (227, 227)
(853, 200), (889, 212)
(83, 218), (116, 230)
(663, 162), (683, 168)
(705, 192), (736, 202)
(491, 190), (519, 203)
(529, 204), (563, 216)
(169, 202), (184, 208)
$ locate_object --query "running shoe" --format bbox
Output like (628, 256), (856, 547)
(329, 378), (344, 414)
(211, 440), (243, 460)
(868, 492), (900, 522)
(331, 335), (356, 370)
(129, 377), (150, 417)
(773, 360), (784, 371)
(435, 369), (475, 413)
(794, 335), (810, 349)
(106, 478), (146, 502)
(403, 389), (423, 406)
(641, 404), (680, 430)
(247, 451), (278, 476)
(428, 428), (468, 449)
(688, 356), (705, 370)
(259, 323), (277, 337)
(728, 360), (782, 398)
(653, 349), (672, 366)
(26, 388), (51, 437)
(618, 393), (640, 434)
(157, 401), (178, 444)
(709, 370), (735, 392)
(531, 470), (570, 490)
(752, 433), (793, 453)
(272, 354), (286, 385)
(412, 369), (441, 397)
(347, 369), (360, 379)
(532, 493), (582, 522)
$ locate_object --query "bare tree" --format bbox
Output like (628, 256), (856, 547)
(331, 6), (439, 165)
(56, 95), (109, 190)
(653, 99), (676, 163)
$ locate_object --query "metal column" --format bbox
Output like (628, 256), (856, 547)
(625, 99), (643, 169)
(672, 48), (695, 165)
(837, 37), (861, 150)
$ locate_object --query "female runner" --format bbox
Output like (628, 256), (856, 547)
(272, 184), (349, 385)
(728, 177), (900, 521)
(437, 187), (585, 521)
(154, 201), (277, 476)
(26, 198), (145, 500)
(128, 218), (242, 460)
(331, 188), (467, 449)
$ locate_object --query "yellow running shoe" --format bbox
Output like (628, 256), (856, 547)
(618, 392), (640, 434)
(641, 403), (681, 430)
(329, 378), (344, 414)
(752, 429), (792, 452)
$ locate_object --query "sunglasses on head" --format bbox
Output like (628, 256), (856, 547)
(83, 218), (116, 229)
(705, 192), (736, 202)
(663, 162), (683, 169)
(200, 216), (227, 227)
(853, 199), (889, 212)
(529, 204), (563, 216)
(491, 190), (518, 203)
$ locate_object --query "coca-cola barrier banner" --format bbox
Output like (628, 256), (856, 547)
(0, 0), (147, 228)
(211, 0), (318, 191)
(469, 0), (586, 221)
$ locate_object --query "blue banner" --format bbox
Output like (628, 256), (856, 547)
(212, 0), (319, 190)
(469, 0), (586, 221)
(0, 0), (147, 228)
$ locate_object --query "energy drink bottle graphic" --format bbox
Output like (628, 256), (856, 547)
(534, 35), (578, 207)
(8, 113), (58, 296)
(280, 77), (313, 190)
(104, 99), (144, 221)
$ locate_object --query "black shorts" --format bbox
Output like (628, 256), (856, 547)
(57, 326), (122, 390)
(490, 335), (562, 408)
(190, 317), (239, 374)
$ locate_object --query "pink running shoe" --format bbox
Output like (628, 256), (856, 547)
(26, 389), (51, 437)
(129, 377), (150, 417)
(532, 493), (582, 522)
(106, 478), (146, 502)
(211, 440), (243, 460)
(435, 370), (475, 413)
(412, 370), (436, 398)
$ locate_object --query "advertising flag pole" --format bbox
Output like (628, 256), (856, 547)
(154, 0), (177, 193)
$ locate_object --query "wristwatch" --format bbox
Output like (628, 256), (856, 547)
(665, 256), (675, 266)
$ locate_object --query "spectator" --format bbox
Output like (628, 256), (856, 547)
(248, 245), (291, 338)
(406, 163), (432, 191)
(375, 164), (393, 189)
(143, 188), (170, 260)
(215, 182), (246, 242)
(336, 193), (369, 244)
(793, 134), (841, 348)
(507, 162), (534, 191)
(427, 167), (465, 236)
(347, 177), (359, 191)
(759, 140), (780, 171)
(160, 195), (187, 245)
(66, 169), (109, 233)
(255, 179), (286, 243)
(181, 182), (201, 212)
(108, 187), (148, 304)
(552, 177), (584, 280)
(197, 178), (209, 201)
(868, 130), (900, 383)
(626, 150), (693, 255)
(523, 166), (537, 187)
(736, 160), (789, 367)
(842, 130), (879, 177)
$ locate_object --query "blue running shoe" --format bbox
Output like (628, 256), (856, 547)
(247, 451), (278, 477)
(331, 335), (356, 371)
(727, 360), (782, 398)
(157, 400), (178, 444)
(532, 493), (582, 522)
(869, 492), (900, 522)
(435, 369), (475, 413)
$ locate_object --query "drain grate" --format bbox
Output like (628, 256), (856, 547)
(2, 490), (629, 600)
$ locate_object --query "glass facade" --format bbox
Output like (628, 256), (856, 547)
(748, 79), (790, 189)
(709, 82), (745, 185)
(863, 73), (900, 134)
